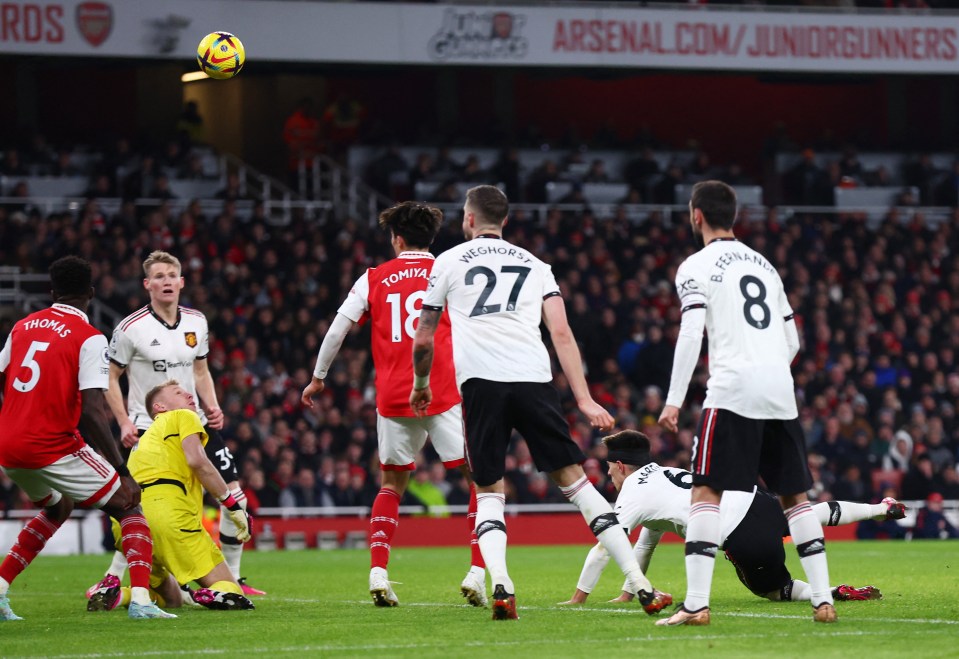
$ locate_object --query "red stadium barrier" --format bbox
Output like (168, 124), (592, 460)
(250, 513), (857, 549)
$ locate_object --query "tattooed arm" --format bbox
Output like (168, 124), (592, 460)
(410, 307), (441, 417)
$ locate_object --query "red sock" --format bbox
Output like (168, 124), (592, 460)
(468, 483), (485, 569)
(369, 488), (400, 570)
(118, 514), (153, 590)
(0, 511), (61, 585)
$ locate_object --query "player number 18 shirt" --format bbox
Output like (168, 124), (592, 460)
(338, 252), (459, 417)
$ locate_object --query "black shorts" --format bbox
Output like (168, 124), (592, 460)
(690, 408), (812, 495)
(460, 378), (586, 487)
(723, 489), (791, 596)
(204, 426), (238, 483)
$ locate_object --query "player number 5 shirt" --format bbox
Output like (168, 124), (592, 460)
(0, 304), (109, 469)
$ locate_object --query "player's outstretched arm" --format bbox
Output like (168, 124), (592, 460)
(542, 296), (613, 430)
(410, 308), (441, 417)
(194, 358), (223, 429)
(78, 388), (140, 509)
(104, 362), (139, 448)
(559, 542), (610, 605)
(182, 433), (250, 541)
(660, 306), (707, 432)
(303, 313), (355, 408)
(79, 388), (127, 471)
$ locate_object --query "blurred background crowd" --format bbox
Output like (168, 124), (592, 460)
(1, 131), (958, 538)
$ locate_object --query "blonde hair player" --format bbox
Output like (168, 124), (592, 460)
(86, 251), (264, 602)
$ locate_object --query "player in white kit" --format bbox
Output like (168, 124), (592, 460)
(87, 251), (263, 600)
(563, 431), (900, 606)
(411, 185), (668, 620)
(657, 181), (836, 625)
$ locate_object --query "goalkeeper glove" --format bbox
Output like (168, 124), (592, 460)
(219, 492), (252, 543)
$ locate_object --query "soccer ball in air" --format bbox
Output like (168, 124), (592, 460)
(196, 32), (245, 80)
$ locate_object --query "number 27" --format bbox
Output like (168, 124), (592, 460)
(465, 266), (530, 317)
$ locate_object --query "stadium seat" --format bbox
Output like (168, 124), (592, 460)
(3, 175), (88, 197)
(283, 531), (308, 550)
(582, 183), (630, 204)
(674, 183), (764, 207)
(343, 530), (367, 549)
(166, 179), (221, 200)
(871, 468), (904, 494)
(317, 531), (340, 550)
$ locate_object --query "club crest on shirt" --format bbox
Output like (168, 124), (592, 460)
(184, 332), (197, 347)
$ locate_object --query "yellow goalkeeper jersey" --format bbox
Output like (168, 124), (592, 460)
(128, 408), (208, 508)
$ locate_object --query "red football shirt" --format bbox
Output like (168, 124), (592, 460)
(338, 252), (460, 417)
(0, 304), (110, 469)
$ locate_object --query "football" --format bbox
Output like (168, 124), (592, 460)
(196, 31), (245, 80)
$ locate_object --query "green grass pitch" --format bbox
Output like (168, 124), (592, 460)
(0, 540), (956, 657)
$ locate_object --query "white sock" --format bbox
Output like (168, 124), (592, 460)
(814, 500), (885, 526)
(683, 501), (721, 611)
(475, 493), (513, 594)
(220, 529), (243, 579)
(785, 501), (833, 606)
(107, 550), (128, 578)
(0, 576), (9, 595)
(129, 586), (151, 606)
(219, 487), (247, 579)
(788, 579), (812, 601)
(560, 476), (651, 593)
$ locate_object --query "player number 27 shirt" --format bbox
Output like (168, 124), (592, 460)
(423, 236), (560, 387)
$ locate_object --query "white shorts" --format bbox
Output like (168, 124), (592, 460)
(376, 404), (466, 471)
(2, 446), (121, 509)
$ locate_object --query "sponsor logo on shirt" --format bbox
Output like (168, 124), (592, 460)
(153, 360), (167, 372)
(150, 339), (161, 346)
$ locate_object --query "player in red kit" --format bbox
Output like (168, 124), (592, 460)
(0, 256), (174, 621)
(302, 202), (486, 608)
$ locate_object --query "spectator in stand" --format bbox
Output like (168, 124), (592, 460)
(933, 160), (959, 207)
(901, 455), (938, 500)
(624, 147), (661, 192)
(651, 163), (684, 204)
(282, 97), (322, 194)
(279, 467), (330, 508)
(176, 100), (205, 146)
(491, 148), (521, 201)
(216, 172), (248, 202)
(583, 159), (610, 183)
(1, 149), (27, 177)
(460, 155), (487, 183)
(911, 492), (958, 540)
(882, 430), (913, 472)
(526, 159), (560, 203)
(408, 153), (435, 191)
(321, 93), (365, 161)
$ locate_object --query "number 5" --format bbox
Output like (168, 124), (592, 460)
(13, 341), (51, 392)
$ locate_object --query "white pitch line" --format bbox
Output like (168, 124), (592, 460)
(33, 627), (958, 659)
(331, 598), (959, 626)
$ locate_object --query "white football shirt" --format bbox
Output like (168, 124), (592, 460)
(615, 462), (753, 542)
(670, 238), (798, 419)
(423, 235), (559, 387)
(110, 305), (210, 430)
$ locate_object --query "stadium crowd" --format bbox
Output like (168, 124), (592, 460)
(1, 186), (958, 522)
(0, 122), (958, 526)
